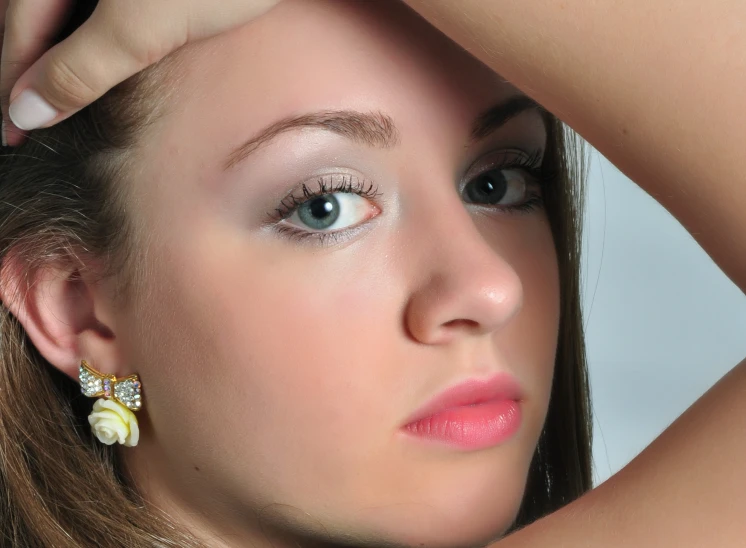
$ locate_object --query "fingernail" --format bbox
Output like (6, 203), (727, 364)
(1, 119), (7, 147)
(8, 89), (58, 131)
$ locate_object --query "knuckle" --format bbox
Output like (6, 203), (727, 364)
(43, 58), (98, 110)
(111, 27), (173, 70)
(98, 3), (169, 69)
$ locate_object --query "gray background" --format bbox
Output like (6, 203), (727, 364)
(580, 147), (746, 486)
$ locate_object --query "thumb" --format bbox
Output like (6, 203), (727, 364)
(8, 9), (168, 131)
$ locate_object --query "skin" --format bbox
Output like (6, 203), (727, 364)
(1, 1), (560, 547)
(2, 0), (745, 546)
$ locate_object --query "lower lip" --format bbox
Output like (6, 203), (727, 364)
(402, 400), (522, 450)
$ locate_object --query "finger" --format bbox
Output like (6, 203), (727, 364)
(1, 0), (72, 146)
(7, 4), (165, 134)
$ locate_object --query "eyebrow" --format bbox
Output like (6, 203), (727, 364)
(470, 95), (546, 141)
(223, 95), (544, 170)
(224, 111), (399, 170)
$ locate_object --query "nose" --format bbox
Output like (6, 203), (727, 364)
(404, 210), (524, 346)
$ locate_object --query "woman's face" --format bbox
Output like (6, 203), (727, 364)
(117, 0), (560, 546)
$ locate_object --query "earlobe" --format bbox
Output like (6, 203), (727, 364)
(0, 252), (119, 381)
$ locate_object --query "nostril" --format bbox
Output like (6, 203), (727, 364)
(442, 318), (480, 330)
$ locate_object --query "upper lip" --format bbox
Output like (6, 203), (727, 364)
(402, 372), (525, 426)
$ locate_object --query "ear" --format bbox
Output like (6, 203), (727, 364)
(0, 251), (123, 381)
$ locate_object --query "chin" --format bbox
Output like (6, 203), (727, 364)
(302, 502), (520, 548)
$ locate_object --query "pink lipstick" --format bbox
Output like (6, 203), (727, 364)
(401, 373), (524, 450)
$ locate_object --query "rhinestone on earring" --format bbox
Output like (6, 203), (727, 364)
(78, 360), (143, 411)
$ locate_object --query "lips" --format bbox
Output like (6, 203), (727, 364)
(402, 372), (525, 426)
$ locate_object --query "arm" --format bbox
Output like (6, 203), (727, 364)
(501, 357), (746, 547)
(398, 1), (746, 545)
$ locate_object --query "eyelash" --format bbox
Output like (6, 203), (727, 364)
(271, 175), (382, 221)
(270, 150), (557, 245)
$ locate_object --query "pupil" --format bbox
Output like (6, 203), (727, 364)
(466, 172), (507, 204)
(298, 195), (341, 229)
(310, 199), (334, 218)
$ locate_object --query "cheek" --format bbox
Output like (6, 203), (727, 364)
(498, 216), (560, 418)
(129, 226), (403, 500)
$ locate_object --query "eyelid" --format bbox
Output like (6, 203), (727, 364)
(461, 147), (545, 184)
(276, 169), (372, 204)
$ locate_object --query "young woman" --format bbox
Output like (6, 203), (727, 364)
(1, 0), (744, 547)
(1, 1), (590, 546)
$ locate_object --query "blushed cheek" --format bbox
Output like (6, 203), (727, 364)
(180, 255), (410, 505)
(166, 237), (396, 427)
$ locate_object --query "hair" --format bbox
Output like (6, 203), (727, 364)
(507, 115), (593, 535)
(0, 2), (592, 546)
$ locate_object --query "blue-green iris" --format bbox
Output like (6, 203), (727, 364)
(298, 195), (341, 230)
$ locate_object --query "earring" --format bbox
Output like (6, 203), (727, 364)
(78, 360), (142, 447)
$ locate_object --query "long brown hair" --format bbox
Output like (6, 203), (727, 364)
(0, 2), (592, 546)
(507, 116), (593, 535)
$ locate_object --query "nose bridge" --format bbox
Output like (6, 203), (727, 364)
(404, 196), (524, 345)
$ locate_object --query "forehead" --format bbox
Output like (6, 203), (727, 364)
(148, 0), (520, 159)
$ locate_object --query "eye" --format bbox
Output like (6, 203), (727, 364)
(284, 192), (378, 232)
(463, 168), (532, 207)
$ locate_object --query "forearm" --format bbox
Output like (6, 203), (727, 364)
(498, 358), (746, 547)
(403, 0), (746, 295)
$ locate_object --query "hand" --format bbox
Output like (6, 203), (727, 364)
(0, 0), (280, 146)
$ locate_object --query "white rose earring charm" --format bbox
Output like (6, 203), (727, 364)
(79, 360), (142, 447)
